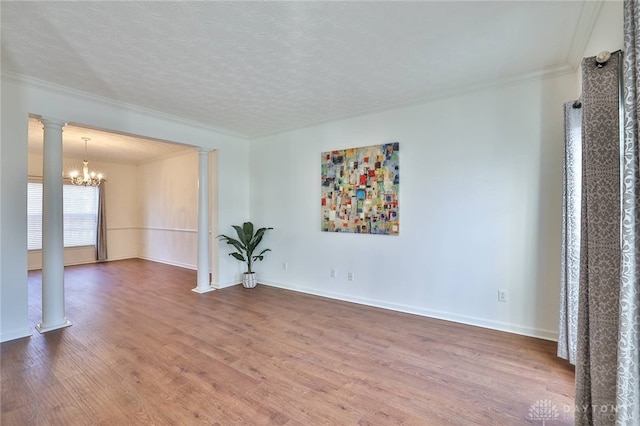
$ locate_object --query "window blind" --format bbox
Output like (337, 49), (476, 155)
(27, 182), (99, 250)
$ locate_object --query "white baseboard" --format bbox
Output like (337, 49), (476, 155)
(28, 255), (139, 271)
(104, 255), (137, 262)
(137, 256), (196, 271)
(136, 258), (242, 289)
(259, 279), (558, 342)
(28, 258), (98, 271)
(212, 280), (241, 289)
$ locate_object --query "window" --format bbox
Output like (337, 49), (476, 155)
(27, 182), (99, 250)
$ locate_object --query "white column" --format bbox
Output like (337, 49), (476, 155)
(36, 118), (72, 333)
(192, 149), (215, 293)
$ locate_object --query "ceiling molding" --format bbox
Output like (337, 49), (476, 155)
(6, 57), (577, 144)
(249, 63), (577, 140)
(27, 145), (195, 167)
(134, 146), (199, 166)
(1, 70), (246, 140)
(566, 0), (605, 70)
(26, 115), (196, 165)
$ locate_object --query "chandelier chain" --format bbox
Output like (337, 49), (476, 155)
(69, 137), (102, 187)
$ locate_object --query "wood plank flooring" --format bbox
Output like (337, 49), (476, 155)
(1, 259), (575, 425)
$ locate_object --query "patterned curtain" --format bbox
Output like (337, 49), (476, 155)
(617, 0), (640, 423)
(96, 182), (107, 262)
(574, 51), (622, 426)
(558, 102), (582, 365)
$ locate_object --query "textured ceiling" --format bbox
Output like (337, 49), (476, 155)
(3, 1), (600, 143)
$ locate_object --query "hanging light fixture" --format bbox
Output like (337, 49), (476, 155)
(69, 137), (103, 186)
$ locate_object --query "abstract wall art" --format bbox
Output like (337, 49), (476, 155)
(321, 143), (399, 235)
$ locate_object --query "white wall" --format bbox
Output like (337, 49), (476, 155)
(27, 152), (139, 269)
(138, 150), (200, 269)
(576, 1), (624, 89)
(99, 159), (142, 262)
(246, 0), (626, 342)
(0, 75), (250, 342)
(250, 72), (579, 340)
(583, 1), (624, 58)
(0, 78), (30, 342)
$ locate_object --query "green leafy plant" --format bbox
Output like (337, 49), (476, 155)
(217, 222), (273, 274)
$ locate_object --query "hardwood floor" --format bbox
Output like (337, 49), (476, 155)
(1, 259), (574, 425)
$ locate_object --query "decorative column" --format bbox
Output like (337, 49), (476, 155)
(36, 118), (72, 333)
(192, 149), (215, 293)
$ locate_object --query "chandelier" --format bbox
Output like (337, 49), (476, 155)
(69, 137), (103, 186)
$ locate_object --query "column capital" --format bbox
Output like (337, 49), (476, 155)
(198, 148), (211, 155)
(39, 118), (68, 129)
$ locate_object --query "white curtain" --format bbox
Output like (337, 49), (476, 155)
(558, 102), (582, 365)
(558, 101), (582, 365)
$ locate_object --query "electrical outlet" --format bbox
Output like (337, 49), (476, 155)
(348, 272), (354, 281)
(498, 289), (508, 302)
(282, 262), (288, 271)
(331, 268), (337, 278)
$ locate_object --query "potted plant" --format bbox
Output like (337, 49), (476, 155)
(217, 221), (273, 288)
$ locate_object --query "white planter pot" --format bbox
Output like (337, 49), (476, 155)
(242, 272), (257, 288)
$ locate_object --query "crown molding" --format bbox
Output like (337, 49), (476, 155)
(135, 146), (197, 166)
(0, 70), (246, 140)
(248, 63), (577, 140)
(3, 59), (578, 142)
(566, 0), (605, 70)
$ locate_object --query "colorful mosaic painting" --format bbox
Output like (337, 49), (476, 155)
(321, 143), (399, 235)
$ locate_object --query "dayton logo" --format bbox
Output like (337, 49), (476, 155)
(528, 400), (559, 425)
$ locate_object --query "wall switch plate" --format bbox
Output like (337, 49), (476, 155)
(331, 268), (337, 278)
(498, 289), (508, 302)
(282, 262), (287, 271)
(348, 272), (354, 281)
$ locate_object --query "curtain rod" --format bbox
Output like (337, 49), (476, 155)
(574, 49), (623, 109)
(573, 96), (582, 109)
(27, 174), (107, 182)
